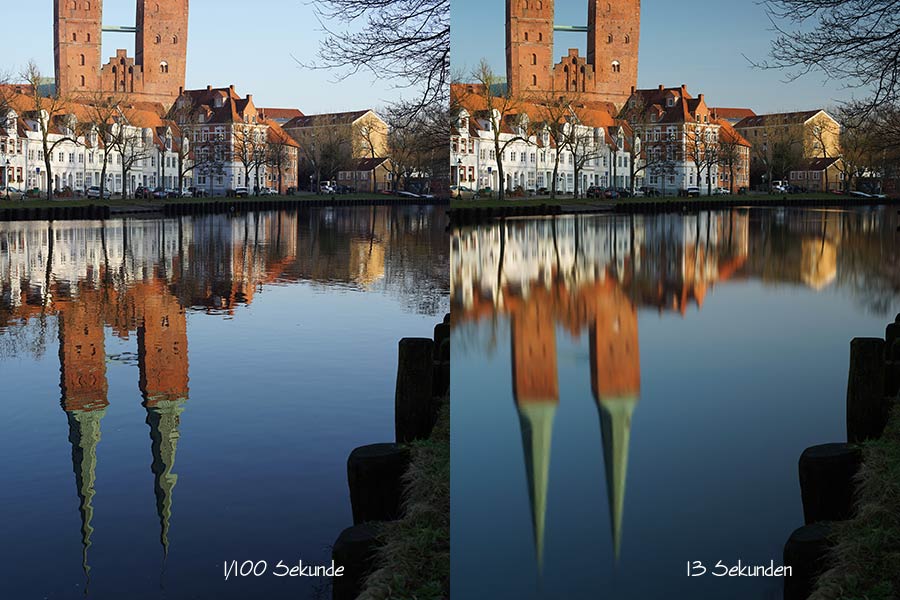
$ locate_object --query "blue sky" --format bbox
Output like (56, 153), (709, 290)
(451, 0), (859, 113)
(0, 1), (401, 114)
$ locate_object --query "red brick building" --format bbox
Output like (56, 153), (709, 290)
(55, 0), (188, 105)
(506, 0), (640, 107)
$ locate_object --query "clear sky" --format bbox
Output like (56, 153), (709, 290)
(451, 0), (861, 113)
(0, 1), (403, 114)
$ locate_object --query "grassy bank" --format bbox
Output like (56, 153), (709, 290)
(451, 192), (886, 210)
(810, 401), (900, 600)
(0, 192), (432, 211)
(359, 398), (450, 600)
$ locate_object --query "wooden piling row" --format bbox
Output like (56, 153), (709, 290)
(783, 316), (900, 599)
(331, 314), (451, 600)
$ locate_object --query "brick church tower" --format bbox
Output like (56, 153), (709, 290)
(135, 0), (189, 102)
(506, 0), (640, 107)
(506, 0), (556, 95)
(54, 0), (103, 94)
(55, 0), (188, 105)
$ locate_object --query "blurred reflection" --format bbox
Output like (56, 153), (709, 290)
(0, 206), (448, 588)
(451, 206), (900, 581)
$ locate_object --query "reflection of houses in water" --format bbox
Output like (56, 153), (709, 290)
(451, 212), (755, 569)
(0, 208), (439, 578)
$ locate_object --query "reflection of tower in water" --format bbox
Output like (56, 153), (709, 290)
(511, 298), (559, 571)
(58, 293), (109, 585)
(589, 284), (640, 561)
(137, 286), (189, 558)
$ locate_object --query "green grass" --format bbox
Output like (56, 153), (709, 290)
(0, 192), (408, 210)
(359, 398), (449, 600)
(451, 192), (881, 210)
(810, 401), (900, 600)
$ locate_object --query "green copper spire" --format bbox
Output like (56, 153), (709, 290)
(597, 396), (637, 561)
(66, 407), (107, 585)
(145, 398), (187, 558)
(517, 401), (557, 571)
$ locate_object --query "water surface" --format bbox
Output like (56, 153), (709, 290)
(451, 207), (899, 600)
(0, 206), (448, 599)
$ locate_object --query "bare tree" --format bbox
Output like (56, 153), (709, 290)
(684, 125), (720, 195)
(83, 92), (126, 201)
(293, 124), (353, 193)
(717, 126), (746, 194)
(807, 115), (841, 192)
(307, 0), (448, 124)
(21, 61), (77, 201)
(567, 117), (605, 199)
(112, 124), (152, 199)
(458, 61), (530, 202)
(761, 0), (900, 119)
(530, 93), (574, 199)
(234, 124), (267, 193)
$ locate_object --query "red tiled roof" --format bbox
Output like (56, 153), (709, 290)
(259, 108), (304, 120)
(711, 107), (756, 120)
(734, 110), (823, 129)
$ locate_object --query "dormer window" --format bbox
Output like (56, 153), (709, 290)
(666, 97), (674, 107)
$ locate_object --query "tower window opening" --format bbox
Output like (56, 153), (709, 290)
(156, 34), (162, 44)
(72, 33), (77, 41)
(532, 74), (537, 86)
(80, 54), (85, 66)
(612, 60), (621, 73)
(538, 32), (543, 41)
(173, 35), (178, 44)
(160, 61), (169, 74)
(532, 53), (537, 65)
(625, 34), (630, 44)
(524, 32), (529, 41)
(86, 33), (91, 41)
(608, 34), (613, 43)
(81, 75), (85, 86)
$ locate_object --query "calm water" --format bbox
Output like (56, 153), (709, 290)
(451, 207), (900, 600)
(0, 206), (448, 599)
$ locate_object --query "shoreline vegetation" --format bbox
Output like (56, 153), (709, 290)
(359, 398), (450, 600)
(810, 403), (900, 600)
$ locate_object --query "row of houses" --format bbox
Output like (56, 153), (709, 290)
(0, 83), (394, 197)
(451, 83), (753, 196)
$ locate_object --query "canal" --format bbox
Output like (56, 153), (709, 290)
(451, 206), (900, 600)
(0, 206), (449, 599)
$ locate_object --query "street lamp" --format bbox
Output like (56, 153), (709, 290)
(456, 157), (462, 187)
(4, 160), (9, 201)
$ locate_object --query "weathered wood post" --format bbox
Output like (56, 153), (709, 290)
(395, 337), (435, 442)
(432, 322), (450, 398)
(885, 327), (900, 397)
(847, 337), (888, 442)
(332, 523), (380, 600)
(798, 443), (862, 524)
(347, 443), (410, 524)
(783, 522), (834, 600)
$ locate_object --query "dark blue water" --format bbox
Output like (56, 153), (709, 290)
(0, 206), (448, 599)
(451, 207), (900, 600)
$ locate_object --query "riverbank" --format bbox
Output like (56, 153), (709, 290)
(450, 193), (900, 224)
(810, 403), (900, 600)
(0, 193), (447, 221)
(359, 398), (450, 600)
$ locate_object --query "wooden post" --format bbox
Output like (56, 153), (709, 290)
(395, 337), (435, 442)
(433, 323), (450, 360)
(332, 523), (380, 600)
(783, 522), (833, 600)
(347, 443), (410, 525)
(798, 443), (861, 524)
(886, 337), (900, 398)
(847, 337), (888, 442)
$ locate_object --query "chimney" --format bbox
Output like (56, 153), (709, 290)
(178, 86), (183, 95)
(681, 84), (687, 95)
(206, 85), (212, 91)
(630, 85), (635, 94)
(698, 93), (704, 103)
(246, 94), (252, 102)
(230, 85), (235, 93)
(658, 84), (664, 91)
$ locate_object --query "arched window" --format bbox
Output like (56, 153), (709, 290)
(624, 34), (630, 44)
(81, 75), (85, 86)
(537, 1), (542, 9)
(532, 74), (537, 86)
(85, 1), (90, 9)
(172, 35), (178, 44)
(531, 53), (537, 65)
(607, 34), (613, 43)
(538, 32), (542, 41)
(160, 61), (169, 74)
(129, 66), (134, 74)
(70, 0), (77, 9)
(611, 60), (621, 73)
(112, 66), (117, 75)
(86, 33), (91, 42)
(72, 33), (77, 41)
(80, 54), (85, 66)
(524, 32), (529, 41)
(155, 34), (161, 44)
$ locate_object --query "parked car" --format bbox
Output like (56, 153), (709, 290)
(586, 185), (604, 198)
(188, 186), (207, 198)
(686, 186), (701, 198)
(180, 188), (193, 198)
(536, 187), (549, 196)
(450, 185), (478, 200)
(603, 188), (619, 199)
(849, 190), (873, 198)
(631, 189), (646, 197)
(638, 186), (660, 197)
(150, 187), (168, 199)
(231, 187), (249, 198)
(0, 186), (26, 201)
(713, 187), (731, 195)
(259, 187), (278, 196)
(133, 185), (152, 199)
(617, 188), (632, 198)
(86, 186), (111, 199)
(335, 185), (354, 194)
